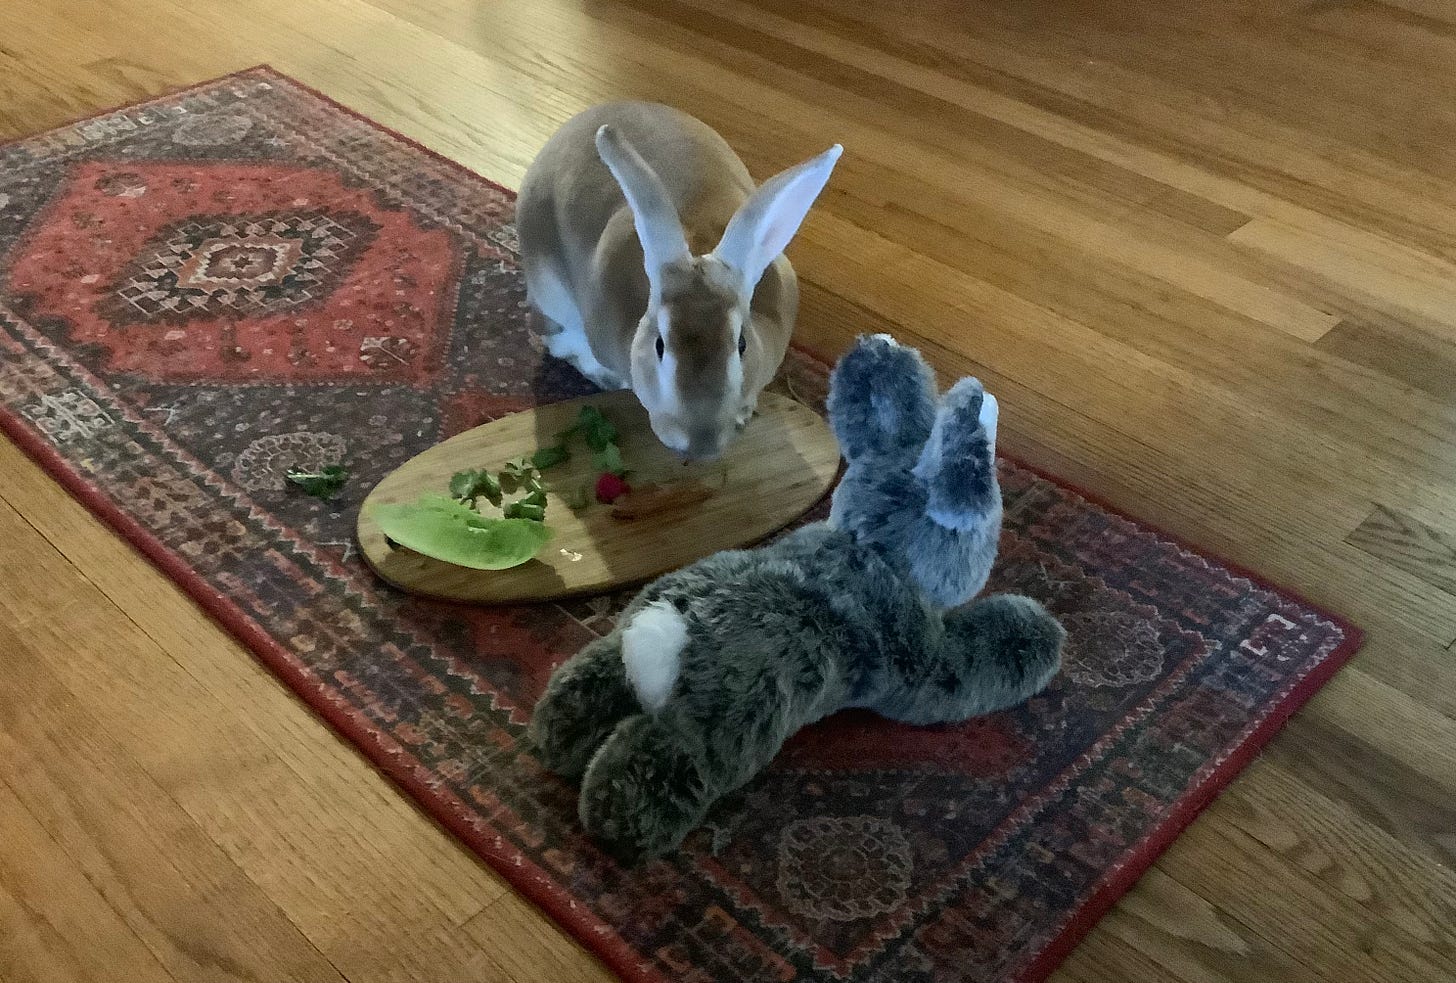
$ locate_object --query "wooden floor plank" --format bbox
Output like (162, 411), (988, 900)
(1347, 504), (1456, 598)
(0, 784), (176, 983)
(1159, 819), (1456, 983)
(0, 620), (345, 983)
(1097, 868), (1317, 983)
(0, 0), (1452, 977)
(1217, 760), (1456, 956)
(463, 894), (617, 983)
(1316, 316), (1456, 403)
(0, 493), (521, 983)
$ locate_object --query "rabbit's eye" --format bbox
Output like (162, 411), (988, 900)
(738, 334), (748, 358)
(655, 336), (665, 361)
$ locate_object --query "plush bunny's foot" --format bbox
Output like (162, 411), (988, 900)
(529, 634), (638, 780)
(950, 594), (1063, 709)
(579, 714), (711, 863)
(914, 377), (998, 531)
(874, 594), (1063, 726)
(826, 334), (939, 460)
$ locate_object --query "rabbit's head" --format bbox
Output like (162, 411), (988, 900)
(595, 124), (841, 460)
(826, 335), (1002, 608)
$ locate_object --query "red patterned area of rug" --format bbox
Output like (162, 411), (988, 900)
(0, 68), (1360, 983)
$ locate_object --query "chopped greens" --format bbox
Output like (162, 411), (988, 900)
(286, 464), (347, 499)
(503, 501), (547, 521)
(449, 468), (502, 506)
(378, 403), (639, 571)
(532, 405), (621, 473)
(499, 457), (535, 493)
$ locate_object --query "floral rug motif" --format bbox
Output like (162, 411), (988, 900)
(0, 68), (1361, 983)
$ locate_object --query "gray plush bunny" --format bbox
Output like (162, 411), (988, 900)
(530, 334), (1065, 861)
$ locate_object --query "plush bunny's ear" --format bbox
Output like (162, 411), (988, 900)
(912, 379), (999, 530)
(596, 124), (691, 292)
(712, 144), (842, 291)
(827, 334), (938, 462)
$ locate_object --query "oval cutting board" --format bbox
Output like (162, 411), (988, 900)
(357, 390), (839, 604)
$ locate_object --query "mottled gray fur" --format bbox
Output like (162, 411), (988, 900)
(530, 335), (1065, 862)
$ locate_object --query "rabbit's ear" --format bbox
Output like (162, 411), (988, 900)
(712, 144), (842, 291)
(827, 334), (937, 462)
(912, 378), (999, 530)
(596, 125), (691, 291)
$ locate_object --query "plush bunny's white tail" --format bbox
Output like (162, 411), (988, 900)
(621, 601), (687, 712)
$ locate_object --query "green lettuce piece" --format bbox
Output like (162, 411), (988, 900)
(372, 495), (551, 570)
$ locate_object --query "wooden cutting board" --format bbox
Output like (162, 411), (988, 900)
(357, 390), (840, 604)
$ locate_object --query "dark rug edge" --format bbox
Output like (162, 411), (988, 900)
(0, 66), (1366, 983)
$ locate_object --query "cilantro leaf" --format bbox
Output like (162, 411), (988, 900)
(578, 406), (618, 452)
(593, 443), (626, 477)
(286, 464), (347, 499)
(499, 457), (536, 494)
(503, 501), (547, 522)
(449, 468), (502, 507)
(531, 445), (570, 470)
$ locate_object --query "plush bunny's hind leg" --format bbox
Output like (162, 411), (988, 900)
(578, 713), (714, 862)
(578, 620), (818, 861)
(903, 377), (1004, 608)
(874, 595), (1064, 726)
(529, 633), (639, 780)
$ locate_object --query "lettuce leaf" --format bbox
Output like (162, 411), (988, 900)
(372, 495), (551, 570)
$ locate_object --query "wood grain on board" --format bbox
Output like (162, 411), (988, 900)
(1, 0), (1454, 980)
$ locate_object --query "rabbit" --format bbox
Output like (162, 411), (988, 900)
(529, 334), (1066, 861)
(516, 102), (842, 460)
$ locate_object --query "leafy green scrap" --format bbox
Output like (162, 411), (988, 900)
(286, 464), (347, 499)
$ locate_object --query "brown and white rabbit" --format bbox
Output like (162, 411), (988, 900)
(517, 102), (841, 460)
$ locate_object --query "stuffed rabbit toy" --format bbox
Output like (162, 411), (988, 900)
(517, 102), (841, 460)
(530, 334), (1066, 862)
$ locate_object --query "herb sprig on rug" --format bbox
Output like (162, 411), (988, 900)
(286, 464), (348, 500)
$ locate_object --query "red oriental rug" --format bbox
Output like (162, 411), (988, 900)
(0, 67), (1361, 983)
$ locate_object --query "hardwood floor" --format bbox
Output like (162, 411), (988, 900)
(1, 0), (1454, 979)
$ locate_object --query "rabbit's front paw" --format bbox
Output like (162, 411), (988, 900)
(735, 397), (757, 429)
